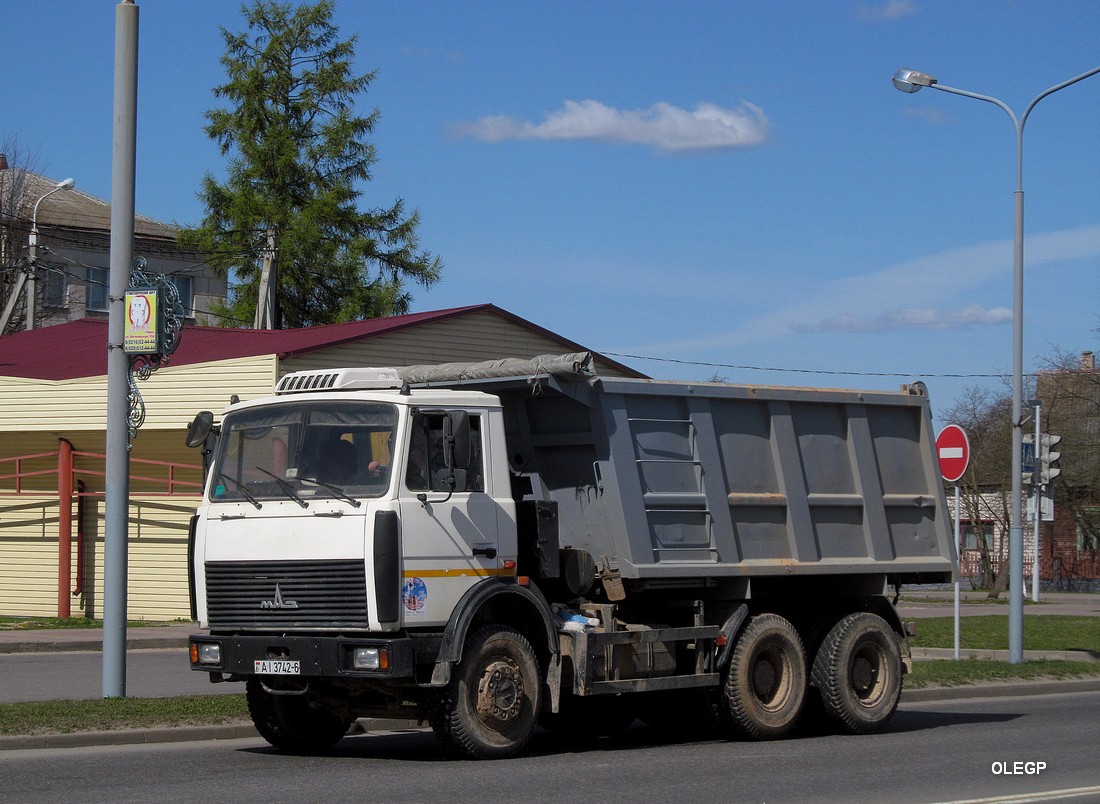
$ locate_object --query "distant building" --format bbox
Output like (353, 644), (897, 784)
(949, 350), (1100, 592)
(1035, 350), (1100, 591)
(0, 161), (226, 333)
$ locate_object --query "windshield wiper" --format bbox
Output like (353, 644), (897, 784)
(302, 476), (362, 508)
(216, 472), (262, 510)
(254, 466), (309, 508)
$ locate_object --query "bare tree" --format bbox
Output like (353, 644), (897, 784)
(0, 137), (40, 334)
(943, 339), (1100, 592)
(941, 385), (1014, 590)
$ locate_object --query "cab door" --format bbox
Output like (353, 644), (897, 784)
(397, 411), (503, 627)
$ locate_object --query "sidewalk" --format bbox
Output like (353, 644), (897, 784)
(0, 623), (195, 655)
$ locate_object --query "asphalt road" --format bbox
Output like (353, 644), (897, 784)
(2, 690), (1098, 803)
(0, 648), (239, 703)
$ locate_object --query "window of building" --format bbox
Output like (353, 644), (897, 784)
(167, 274), (193, 318)
(1077, 508), (1100, 552)
(960, 522), (991, 551)
(86, 268), (194, 319)
(44, 270), (67, 307)
(86, 266), (108, 312)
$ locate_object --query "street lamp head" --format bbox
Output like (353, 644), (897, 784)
(56, 177), (75, 191)
(892, 68), (937, 93)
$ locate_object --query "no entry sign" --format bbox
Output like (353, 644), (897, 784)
(936, 424), (970, 483)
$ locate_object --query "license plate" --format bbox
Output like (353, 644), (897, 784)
(254, 659), (300, 675)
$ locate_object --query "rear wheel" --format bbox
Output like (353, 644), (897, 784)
(431, 625), (540, 759)
(722, 613), (806, 740)
(245, 679), (351, 754)
(811, 612), (901, 734)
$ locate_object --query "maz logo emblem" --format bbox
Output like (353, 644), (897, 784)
(260, 582), (299, 610)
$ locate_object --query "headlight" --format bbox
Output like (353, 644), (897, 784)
(352, 646), (389, 670)
(190, 641), (222, 666)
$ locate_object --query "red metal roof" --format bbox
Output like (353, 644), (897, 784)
(0, 305), (489, 380)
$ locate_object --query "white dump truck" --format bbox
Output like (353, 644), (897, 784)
(186, 353), (956, 759)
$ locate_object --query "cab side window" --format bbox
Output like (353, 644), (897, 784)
(405, 413), (484, 492)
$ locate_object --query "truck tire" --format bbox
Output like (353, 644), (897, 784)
(723, 613), (806, 740)
(245, 679), (351, 754)
(431, 625), (540, 759)
(811, 612), (901, 734)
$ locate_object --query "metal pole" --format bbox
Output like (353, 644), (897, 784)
(103, 0), (139, 698)
(1032, 401), (1041, 602)
(953, 482), (961, 660)
(25, 229), (37, 330)
(920, 65), (1100, 663)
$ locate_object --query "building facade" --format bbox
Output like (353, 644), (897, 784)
(0, 163), (226, 333)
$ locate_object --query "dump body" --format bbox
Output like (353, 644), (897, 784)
(452, 373), (956, 586)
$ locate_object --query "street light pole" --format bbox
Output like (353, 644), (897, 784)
(893, 66), (1100, 663)
(0, 177), (76, 333)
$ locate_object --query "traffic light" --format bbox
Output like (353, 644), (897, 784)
(1022, 433), (1036, 485)
(1039, 433), (1062, 485)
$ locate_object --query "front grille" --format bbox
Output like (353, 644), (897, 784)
(205, 560), (368, 630)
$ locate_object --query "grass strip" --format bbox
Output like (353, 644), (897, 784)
(906, 658), (1100, 688)
(909, 615), (1099, 652)
(0, 695), (249, 736)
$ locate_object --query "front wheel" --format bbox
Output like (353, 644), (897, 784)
(245, 679), (351, 754)
(431, 625), (541, 760)
(722, 613), (807, 740)
(811, 612), (902, 734)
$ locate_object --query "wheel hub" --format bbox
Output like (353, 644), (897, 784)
(476, 659), (524, 724)
(850, 646), (884, 703)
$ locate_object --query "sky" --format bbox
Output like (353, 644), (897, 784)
(4, 0), (1099, 421)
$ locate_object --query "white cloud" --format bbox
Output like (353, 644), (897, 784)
(640, 223), (1100, 353)
(797, 304), (1013, 333)
(859, 0), (919, 21)
(904, 107), (950, 125)
(452, 99), (770, 153)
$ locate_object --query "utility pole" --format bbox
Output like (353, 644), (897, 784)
(103, 0), (139, 698)
(254, 228), (277, 329)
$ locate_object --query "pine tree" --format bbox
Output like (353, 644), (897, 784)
(181, 0), (441, 328)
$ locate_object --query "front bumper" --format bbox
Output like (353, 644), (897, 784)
(189, 633), (415, 679)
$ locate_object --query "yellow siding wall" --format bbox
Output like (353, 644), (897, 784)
(0, 494), (197, 621)
(280, 310), (639, 378)
(0, 354), (277, 432)
(0, 496), (60, 617)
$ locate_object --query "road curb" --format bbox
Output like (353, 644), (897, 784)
(901, 676), (1100, 702)
(0, 638), (187, 655)
(0, 723), (259, 751)
(912, 646), (1099, 662)
(0, 716), (424, 752)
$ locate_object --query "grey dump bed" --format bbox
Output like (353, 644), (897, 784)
(407, 356), (957, 584)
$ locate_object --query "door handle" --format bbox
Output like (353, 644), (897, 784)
(472, 546), (497, 559)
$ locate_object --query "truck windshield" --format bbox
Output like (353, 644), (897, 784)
(209, 401), (399, 503)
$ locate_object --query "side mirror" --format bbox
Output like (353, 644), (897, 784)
(444, 411), (471, 470)
(185, 411), (214, 448)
